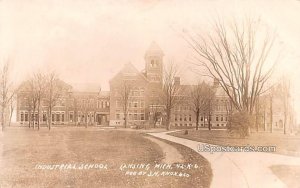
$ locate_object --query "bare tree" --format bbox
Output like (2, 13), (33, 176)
(189, 81), (213, 130)
(0, 61), (15, 131)
(162, 62), (182, 130)
(149, 98), (163, 128)
(8, 94), (15, 127)
(28, 77), (38, 129)
(44, 72), (63, 130)
(119, 80), (132, 128)
(280, 77), (291, 134)
(34, 72), (46, 130)
(186, 17), (279, 135)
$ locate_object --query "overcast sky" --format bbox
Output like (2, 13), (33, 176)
(1, 0), (300, 120)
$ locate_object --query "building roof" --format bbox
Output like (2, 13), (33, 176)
(109, 62), (148, 84)
(71, 83), (102, 93)
(145, 41), (164, 57)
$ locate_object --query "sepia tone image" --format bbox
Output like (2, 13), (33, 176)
(0, 0), (300, 187)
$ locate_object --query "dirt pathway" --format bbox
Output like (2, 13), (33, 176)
(145, 136), (183, 164)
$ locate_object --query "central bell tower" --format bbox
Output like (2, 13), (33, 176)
(144, 41), (164, 84)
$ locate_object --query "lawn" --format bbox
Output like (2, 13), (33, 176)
(169, 129), (300, 156)
(270, 165), (300, 188)
(0, 127), (211, 188)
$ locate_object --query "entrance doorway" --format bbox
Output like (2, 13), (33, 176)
(96, 114), (107, 125)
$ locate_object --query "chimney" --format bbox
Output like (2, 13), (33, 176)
(175, 77), (181, 86)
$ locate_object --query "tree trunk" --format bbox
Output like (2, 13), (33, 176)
(1, 107), (5, 131)
(33, 108), (36, 130)
(8, 106), (13, 127)
(284, 111), (287, 134)
(270, 96), (273, 133)
(37, 100), (40, 130)
(48, 109), (51, 131)
(28, 110), (31, 128)
(195, 110), (199, 130)
(124, 116), (127, 128)
(208, 115), (211, 131)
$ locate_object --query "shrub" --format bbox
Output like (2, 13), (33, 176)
(184, 130), (189, 135)
(228, 111), (254, 138)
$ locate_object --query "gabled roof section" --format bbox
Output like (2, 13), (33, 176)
(109, 62), (148, 84)
(145, 41), (164, 58)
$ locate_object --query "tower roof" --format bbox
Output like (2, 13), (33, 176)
(145, 41), (164, 57)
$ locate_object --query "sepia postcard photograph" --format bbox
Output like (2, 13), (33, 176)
(0, 0), (300, 187)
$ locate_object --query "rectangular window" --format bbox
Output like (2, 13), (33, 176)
(52, 114), (55, 122)
(140, 101), (144, 108)
(141, 114), (145, 120)
(21, 113), (24, 121)
(43, 114), (47, 122)
(221, 116), (223, 121)
(69, 113), (73, 122)
(200, 116), (203, 121)
(62, 114), (65, 122)
(216, 116), (219, 121)
(189, 115), (192, 121)
(134, 114), (138, 120)
(25, 114), (28, 121)
(175, 115), (178, 121)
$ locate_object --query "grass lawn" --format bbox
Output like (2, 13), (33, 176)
(0, 127), (211, 188)
(169, 129), (300, 156)
(270, 165), (300, 188)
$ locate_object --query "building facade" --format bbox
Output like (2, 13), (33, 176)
(109, 42), (164, 127)
(16, 42), (295, 132)
(16, 81), (110, 126)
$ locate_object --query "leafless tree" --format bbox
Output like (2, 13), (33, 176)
(162, 61), (182, 130)
(119, 80), (133, 128)
(186, 17), (279, 135)
(149, 98), (163, 128)
(33, 72), (46, 130)
(189, 81), (213, 130)
(0, 61), (15, 131)
(28, 77), (38, 129)
(8, 94), (15, 127)
(280, 77), (291, 134)
(44, 72), (63, 130)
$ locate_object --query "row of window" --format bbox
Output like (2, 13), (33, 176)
(20, 111), (105, 122)
(116, 113), (145, 121)
(174, 123), (227, 127)
(20, 112), (65, 122)
(20, 98), (109, 109)
(174, 115), (192, 122)
(116, 100), (145, 108)
(173, 115), (228, 122)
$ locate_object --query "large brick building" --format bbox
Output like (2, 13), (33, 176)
(16, 81), (110, 126)
(109, 42), (230, 128)
(109, 42), (164, 126)
(16, 42), (295, 132)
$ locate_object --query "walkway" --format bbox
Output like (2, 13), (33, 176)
(145, 136), (183, 164)
(148, 131), (300, 188)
